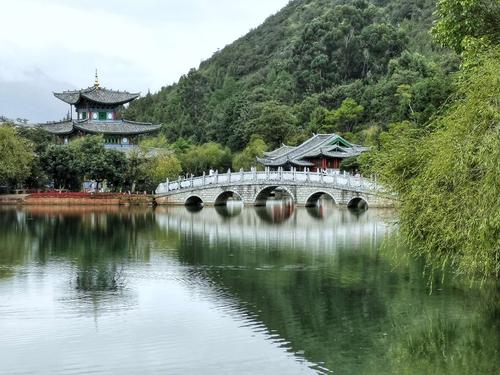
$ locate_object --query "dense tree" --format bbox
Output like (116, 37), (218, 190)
(324, 98), (364, 133)
(432, 0), (500, 54)
(16, 127), (53, 155)
(0, 126), (34, 188)
(41, 144), (81, 190)
(125, 0), (454, 150)
(103, 150), (129, 191)
(181, 142), (232, 175)
(123, 149), (148, 193)
(146, 153), (182, 189)
(71, 136), (111, 189)
(41, 137), (129, 191)
(232, 135), (268, 170)
(247, 101), (297, 149)
(210, 93), (252, 151)
(292, 3), (407, 92)
(139, 134), (171, 150)
(366, 44), (500, 278)
(15, 128), (54, 188)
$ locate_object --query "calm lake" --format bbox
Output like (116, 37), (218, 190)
(0, 204), (498, 374)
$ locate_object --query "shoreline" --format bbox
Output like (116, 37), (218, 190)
(0, 193), (154, 206)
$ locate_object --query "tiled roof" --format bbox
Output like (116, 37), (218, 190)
(288, 158), (314, 167)
(74, 120), (161, 135)
(38, 119), (161, 135)
(37, 120), (74, 135)
(54, 86), (140, 105)
(257, 134), (369, 167)
(263, 145), (296, 157)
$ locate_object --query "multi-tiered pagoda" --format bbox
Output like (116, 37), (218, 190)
(38, 73), (160, 148)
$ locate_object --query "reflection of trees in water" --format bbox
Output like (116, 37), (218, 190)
(0, 210), (33, 280)
(175, 232), (390, 373)
(169, 208), (499, 374)
(1, 206), (497, 373)
(382, 280), (500, 374)
(0, 207), (156, 298)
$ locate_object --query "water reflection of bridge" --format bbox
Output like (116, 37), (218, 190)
(155, 206), (392, 253)
(155, 206), (400, 374)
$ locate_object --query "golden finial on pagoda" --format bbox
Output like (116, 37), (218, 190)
(94, 69), (99, 88)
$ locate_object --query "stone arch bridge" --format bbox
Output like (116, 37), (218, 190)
(155, 169), (394, 209)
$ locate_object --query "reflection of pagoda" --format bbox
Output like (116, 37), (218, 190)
(38, 72), (161, 148)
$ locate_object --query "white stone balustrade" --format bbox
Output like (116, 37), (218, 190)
(156, 168), (381, 195)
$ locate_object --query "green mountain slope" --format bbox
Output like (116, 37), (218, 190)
(126, 0), (457, 150)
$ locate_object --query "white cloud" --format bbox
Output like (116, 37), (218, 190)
(0, 0), (289, 122)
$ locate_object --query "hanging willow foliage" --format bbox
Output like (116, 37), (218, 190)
(368, 45), (500, 279)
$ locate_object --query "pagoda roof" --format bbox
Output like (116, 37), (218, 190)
(38, 119), (161, 136)
(257, 133), (369, 167)
(38, 120), (74, 135)
(54, 86), (140, 106)
(288, 158), (314, 167)
(263, 144), (297, 157)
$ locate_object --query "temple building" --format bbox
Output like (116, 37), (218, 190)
(38, 73), (161, 148)
(257, 133), (369, 172)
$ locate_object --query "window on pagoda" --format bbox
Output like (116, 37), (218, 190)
(107, 112), (114, 120)
(81, 111), (87, 120)
(92, 112), (98, 120)
(98, 112), (107, 120)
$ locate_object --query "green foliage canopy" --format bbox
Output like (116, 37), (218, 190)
(41, 144), (81, 190)
(146, 153), (182, 188)
(232, 135), (268, 170)
(181, 142), (232, 175)
(367, 46), (500, 278)
(248, 101), (297, 148)
(125, 0), (456, 150)
(0, 126), (34, 186)
(432, 0), (500, 54)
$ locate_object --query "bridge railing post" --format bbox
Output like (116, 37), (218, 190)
(228, 168), (231, 183)
(190, 174), (194, 188)
(215, 170), (218, 184)
(240, 168), (244, 182)
(253, 167), (257, 181)
(293, 167), (296, 182)
(166, 178), (169, 192)
(202, 172), (206, 186)
(306, 168), (310, 182)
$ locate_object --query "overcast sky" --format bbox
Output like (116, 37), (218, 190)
(0, 0), (289, 122)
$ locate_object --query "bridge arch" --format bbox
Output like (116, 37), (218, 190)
(214, 190), (243, 206)
(254, 186), (295, 207)
(305, 191), (337, 207)
(185, 195), (204, 207)
(347, 196), (369, 210)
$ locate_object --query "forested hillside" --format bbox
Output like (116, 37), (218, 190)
(125, 0), (457, 150)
